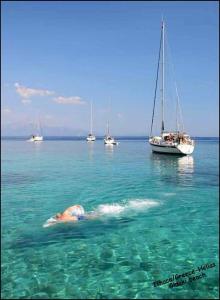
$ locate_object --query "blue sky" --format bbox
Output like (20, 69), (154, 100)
(1, 1), (219, 136)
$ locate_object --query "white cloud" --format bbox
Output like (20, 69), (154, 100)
(2, 108), (11, 114)
(15, 82), (54, 103)
(54, 96), (86, 105)
(14, 82), (86, 107)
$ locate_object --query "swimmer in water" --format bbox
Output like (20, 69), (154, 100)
(43, 204), (100, 228)
(54, 205), (98, 223)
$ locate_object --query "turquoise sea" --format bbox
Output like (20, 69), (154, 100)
(1, 138), (219, 299)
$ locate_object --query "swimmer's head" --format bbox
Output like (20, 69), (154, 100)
(55, 213), (62, 219)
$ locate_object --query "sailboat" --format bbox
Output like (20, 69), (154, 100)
(86, 101), (96, 142)
(104, 121), (118, 145)
(149, 20), (194, 155)
(28, 117), (43, 142)
(104, 101), (118, 145)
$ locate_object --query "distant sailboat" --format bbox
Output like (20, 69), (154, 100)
(28, 117), (43, 142)
(104, 101), (118, 145)
(86, 101), (96, 142)
(149, 20), (194, 155)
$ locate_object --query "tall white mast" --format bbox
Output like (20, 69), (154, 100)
(107, 120), (110, 136)
(107, 99), (110, 136)
(90, 101), (93, 134)
(161, 20), (165, 134)
(37, 114), (42, 136)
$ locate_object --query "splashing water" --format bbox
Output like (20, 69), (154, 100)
(95, 199), (159, 216)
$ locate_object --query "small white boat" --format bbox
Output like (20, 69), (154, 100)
(29, 135), (43, 142)
(149, 20), (194, 156)
(104, 135), (119, 145)
(28, 117), (43, 142)
(87, 134), (96, 142)
(87, 101), (96, 142)
(104, 101), (118, 146)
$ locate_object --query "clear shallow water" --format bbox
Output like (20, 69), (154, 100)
(1, 139), (219, 299)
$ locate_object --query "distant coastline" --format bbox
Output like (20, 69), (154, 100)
(1, 136), (219, 141)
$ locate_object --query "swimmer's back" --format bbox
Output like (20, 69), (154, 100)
(63, 205), (85, 218)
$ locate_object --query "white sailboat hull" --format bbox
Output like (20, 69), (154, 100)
(150, 142), (194, 155)
(87, 136), (96, 142)
(104, 139), (118, 145)
(29, 136), (43, 142)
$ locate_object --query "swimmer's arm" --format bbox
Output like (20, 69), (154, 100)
(59, 216), (78, 223)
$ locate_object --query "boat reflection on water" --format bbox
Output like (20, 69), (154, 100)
(32, 138), (44, 156)
(87, 141), (94, 161)
(104, 143), (115, 158)
(150, 153), (194, 187)
(177, 155), (194, 175)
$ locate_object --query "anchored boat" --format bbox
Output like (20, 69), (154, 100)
(149, 21), (194, 155)
(104, 100), (118, 145)
(28, 117), (43, 142)
(87, 101), (96, 142)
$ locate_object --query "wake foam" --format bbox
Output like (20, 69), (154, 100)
(128, 199), (159, 209)
(95, 199), (159, 216)
(97, 203), (125, 215)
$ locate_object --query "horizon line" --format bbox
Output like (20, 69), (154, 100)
(1, 135), (219, 139)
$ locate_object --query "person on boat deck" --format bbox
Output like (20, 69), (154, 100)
(178, 134), (184, 144)
(55, 205), (97, 222)
(165, 134), (173, 142)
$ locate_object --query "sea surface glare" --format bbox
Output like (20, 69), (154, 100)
(1, 138), (219, 299)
